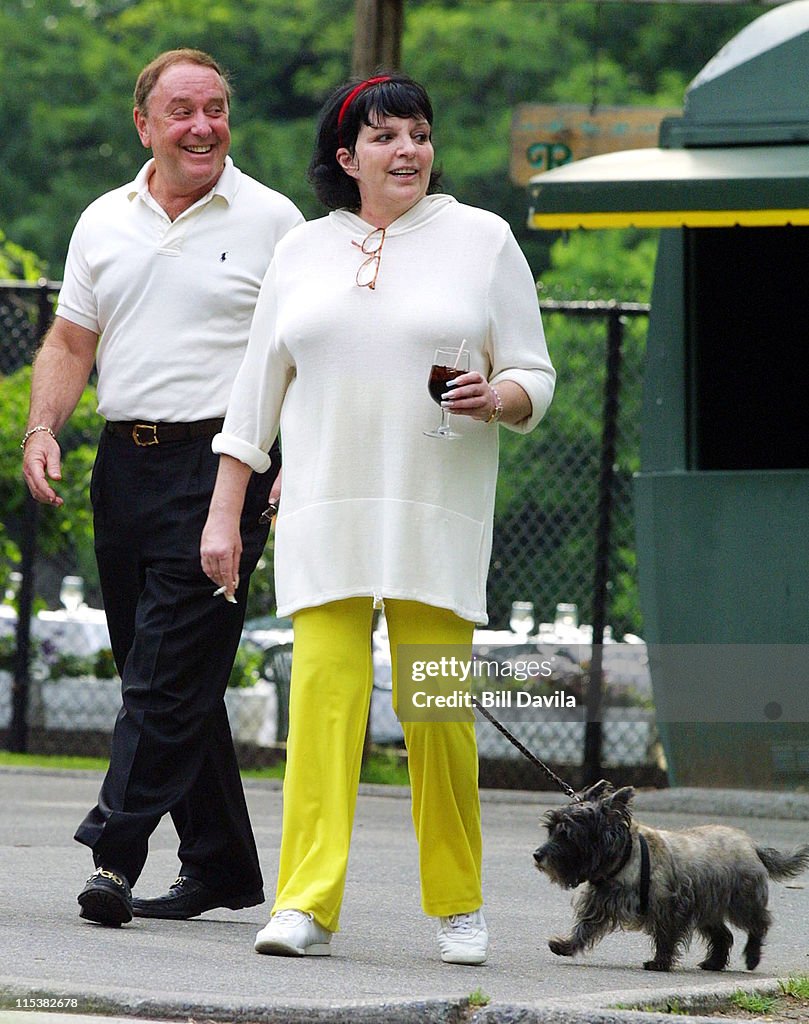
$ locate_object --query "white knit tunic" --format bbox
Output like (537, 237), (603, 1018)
(214, 194), (555, 624)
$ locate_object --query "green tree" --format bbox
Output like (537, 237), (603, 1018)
(1, 0), (763, 275)
(401, 0), (755, 270)
(0, 230), (45, 281)
(0, 0), (144, 275)
(0, 0), (766, 628)
(0, 364), (101, 605)
(0, 232), (48, 591)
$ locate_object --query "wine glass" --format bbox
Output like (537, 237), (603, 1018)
(424, 345), (470, 439)
(509, 601), (535, 640)
(59, 575), (85, 614)
(554, 602), (579, 633)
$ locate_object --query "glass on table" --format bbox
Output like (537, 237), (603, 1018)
(59, 575), (85, 614)
(509, 600), (535, 639)
(554, 602), (579, 631)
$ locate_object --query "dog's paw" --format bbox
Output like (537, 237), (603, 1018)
(549, 937), (575, 957)
(698, 957), (728, 972)
(643, 959), (672, 972)
(744, 941), (762, 972)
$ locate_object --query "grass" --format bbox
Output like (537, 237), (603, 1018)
(243, 762), (286, 781)
(467, 986), (490, 1007)
(360, 747), (410, 786)
(0, 751), (109, 771)
(731, 989), (778, 1015)
(620, 1000), (686, 1015)
(0, 748), (411, 786)
(619, 976), (809, 1020)
(723, 977), (809, 1019)
(778, 976), (809, 999)
(469, 983), (493, 1007)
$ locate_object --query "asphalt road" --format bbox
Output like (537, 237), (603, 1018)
(1, 767), (808, 1024)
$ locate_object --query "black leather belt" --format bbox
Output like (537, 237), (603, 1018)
(104, 418), (225, 447)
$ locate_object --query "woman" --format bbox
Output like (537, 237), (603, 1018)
(201, 73), (555, 964)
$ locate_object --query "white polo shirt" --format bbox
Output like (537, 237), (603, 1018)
(56, 156), (303, 421)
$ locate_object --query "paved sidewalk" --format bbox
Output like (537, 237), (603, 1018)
(1, 767), (808, 1024)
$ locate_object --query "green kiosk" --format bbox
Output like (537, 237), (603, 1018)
(528, 2), (809, 787)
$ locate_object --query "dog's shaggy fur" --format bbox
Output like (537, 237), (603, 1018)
(533, 780), (809, 972)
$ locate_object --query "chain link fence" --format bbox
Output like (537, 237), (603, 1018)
(0, 280), (665, 789)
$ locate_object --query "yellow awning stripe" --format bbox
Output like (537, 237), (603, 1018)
(528, 209), (809, 230)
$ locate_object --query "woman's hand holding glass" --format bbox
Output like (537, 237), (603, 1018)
(441, 374), (502, 421)
(424, 346), (470, 439)
(424, 348), (503, 440)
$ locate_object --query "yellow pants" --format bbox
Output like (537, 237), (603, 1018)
(273, 597), (482, 931)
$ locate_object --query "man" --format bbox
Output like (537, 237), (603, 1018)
(22, 49), (302, 926)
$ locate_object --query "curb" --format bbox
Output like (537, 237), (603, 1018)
(0, 975), (788, 1024)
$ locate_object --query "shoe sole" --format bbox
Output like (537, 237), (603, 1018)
(223, 891), (265, 911)
(254, 937), (331, 957)
(78, 889), (132, 926)
(131, 891), (264, 920)
(440, 951), (488, 965)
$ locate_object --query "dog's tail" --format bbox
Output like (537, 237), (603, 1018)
(756, 844), (809, 880)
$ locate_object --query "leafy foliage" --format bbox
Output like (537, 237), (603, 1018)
(0, 366), (101, 601)
(0, 0), (765, 631)
(0, 231), (45, 281)
(227, 641), (265, 689)
(0, 0), (759, 274)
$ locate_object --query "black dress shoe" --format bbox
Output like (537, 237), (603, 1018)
(78, 866), (132, 926)
(131, 875), (265, 919)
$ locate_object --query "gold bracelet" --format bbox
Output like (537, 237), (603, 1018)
(485, 386), (503, 424)
(20, 425), (56, 450)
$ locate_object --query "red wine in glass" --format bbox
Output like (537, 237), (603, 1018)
(428, 364), (466, 405)
(424, 345), (470, 438)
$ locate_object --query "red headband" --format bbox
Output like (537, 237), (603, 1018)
(337, 75), (392, 144)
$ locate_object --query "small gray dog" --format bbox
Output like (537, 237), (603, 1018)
(533, 780), (809, 972)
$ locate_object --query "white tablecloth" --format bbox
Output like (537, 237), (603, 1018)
(1, 606), (110, 656)
(33, 608), (111, 656)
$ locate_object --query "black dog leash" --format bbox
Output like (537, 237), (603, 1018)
(473, 696), (653, 912)
(470, 695), (580, 801)
(470, 695), (652, 910)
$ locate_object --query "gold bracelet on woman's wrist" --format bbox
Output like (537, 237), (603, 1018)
(485, 386), (503, 424)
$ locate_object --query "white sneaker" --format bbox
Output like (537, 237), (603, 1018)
(437, 908), (488, 965)
(255, 909), (332, 956)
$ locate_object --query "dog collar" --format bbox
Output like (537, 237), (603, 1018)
(591, 831), (651, 916)
(592, 829), (633, 886)
(638, 832), (651, 915)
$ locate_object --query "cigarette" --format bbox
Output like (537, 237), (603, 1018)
(213, 585), (238, 604)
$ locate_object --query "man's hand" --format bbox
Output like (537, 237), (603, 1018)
(21, 316), (98, 508)
(23, 432), (64, 506)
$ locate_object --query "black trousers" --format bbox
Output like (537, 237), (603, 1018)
(74, 429), (277, 892)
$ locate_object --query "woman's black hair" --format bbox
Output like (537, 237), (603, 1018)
(307, 72), (443, 212)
